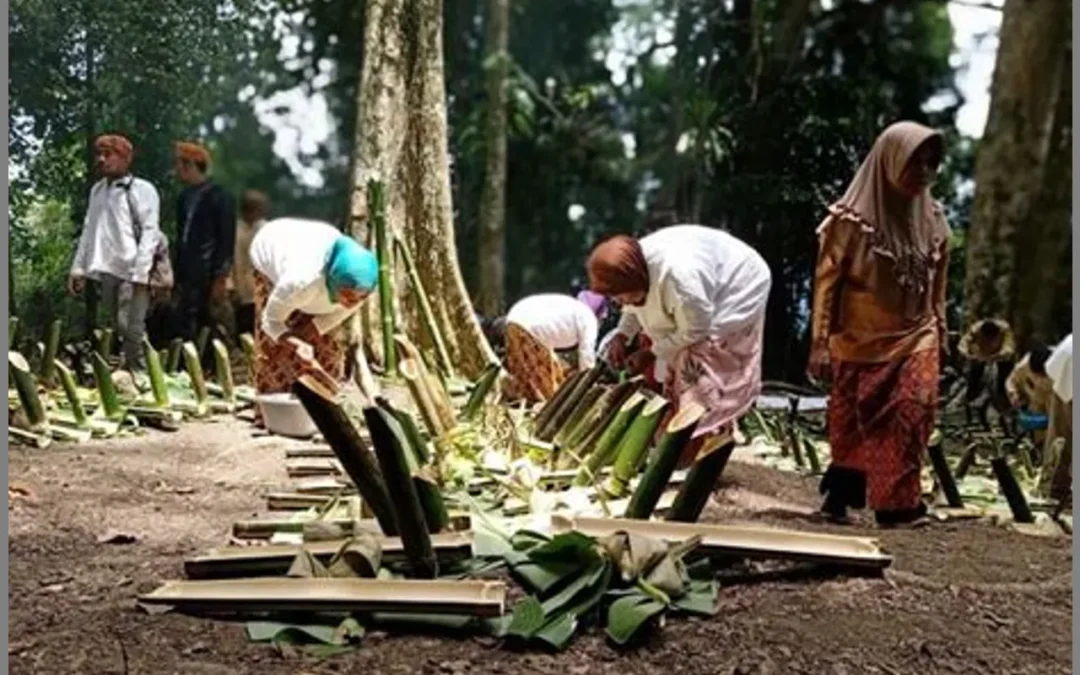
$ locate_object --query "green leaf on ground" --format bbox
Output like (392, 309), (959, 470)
(506, 595), (546, 638)
(534, 612), (578, 650)
(671, 579), (718, 616)
(605, 594), (666, 645)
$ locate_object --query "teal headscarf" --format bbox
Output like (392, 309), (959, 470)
(325, 235), (379, 302)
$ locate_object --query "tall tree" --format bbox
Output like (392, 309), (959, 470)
(476, 0), (511, 316)
(349, 0), (497, 377)
(962, 0), (1072, 348)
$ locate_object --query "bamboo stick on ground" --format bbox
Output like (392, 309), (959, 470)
(990, 456), (1035, 524)
(364, 406), (439, 578)
(90, 352), (124, 421)
(666, 439), (737, 523)
(394, 235), (454, 379)
(292, 376), (399, 536)
(40, 319), (61, 388)
(603, 397), (670, 498)
(9, 352), (47, 432)
(574, 392), (648, 487)
(625, 403), (705, 519)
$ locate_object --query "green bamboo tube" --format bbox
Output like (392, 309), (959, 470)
(182, 342), (209, 404)
(144, 337), (170, 408)
(9, 316), (18, 347)
(400, 359), (447, 437)
(533, 369), (587, 431)
(195, 326), (211, 362)
(54, 361), (88, 427)
(90, 351), (124, 421)
(666, 440), (737, 523)
(239, 333), (257, 382)
(537, 364), (605, 441)
(574, 392), (647, 487)
(603, 397), (670, 498)
(368, 180), (396, 377)
(166, 338), (184, 373)
(554, 385), (607, 446)
(9, 351), (47, 431)
(96, 328), (114, 361)
(394, 236), (453, 379)
(461, 363), (501, 422)
(625, 404), (704, 519)
(40, 319), (61, 388)
(211, 339), (235, 405)
(565, 378), (641, 452)
(363, 406), (438, 578)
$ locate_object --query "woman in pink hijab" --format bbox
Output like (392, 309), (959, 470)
(808, 121), (950, 528)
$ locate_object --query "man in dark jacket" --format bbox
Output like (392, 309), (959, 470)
(172, 141), (236, 364)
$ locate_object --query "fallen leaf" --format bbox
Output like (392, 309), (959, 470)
(97, 531), (139, 545)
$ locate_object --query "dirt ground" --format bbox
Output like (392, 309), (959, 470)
(8, 418), (1073, 675)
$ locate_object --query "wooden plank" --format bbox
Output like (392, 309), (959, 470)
(551, 515), (892, 571)
(232, 513), (472, 540)
(139, 577), (507, 617)
(185, 532), (474, 580)
(286, 459), (343, 478)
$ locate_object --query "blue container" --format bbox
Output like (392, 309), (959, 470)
(1017, 410), (1048, 432)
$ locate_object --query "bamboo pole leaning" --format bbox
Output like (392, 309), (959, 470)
(666, 438), (737, 523)
(377, 397), (449, 534)
(166, 338), (184, 373)
(40, 319), (61, 389)
(625, 403), (705, 519)
(182, 342), (210, 407)
(564, 378), (642, 454)
(292, 375), (399, 536)
(603, 397), (670, 498)
(533, 369), (587, 431)
(574, 391), (648, 487)
(9, 351), (47, 433)
(368, 179), (397, 377)
(536, 364), (605, 441)
(461, 363), (501, 422)
(400, 358), (449, 438)
(393, 235), (454, 380)
(211, 339), (236, 408)
(90, 352), (124, 421)
(239, 333), (257, 383)
(144, 337), (170, 408)
(395, 335), (455, 431)
(54, 361), (89, 428)
(553, 385), (607, 447)
(363, 405), (439, 579)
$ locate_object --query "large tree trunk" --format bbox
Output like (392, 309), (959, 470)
(475, 0), (510, 317)
(348, 0), (497, 378)
(963, 0), (1072, 350)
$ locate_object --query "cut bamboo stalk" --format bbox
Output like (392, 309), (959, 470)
(139, 577), (507, 618)
(369, 180), (397, 377)
(800, 433), (822, 475)
(292, 376), (399, 536)
(182, 341), (210, 404)
(90, 352), (124, 421)
(239, 333), (256, 382)
(461, 363), (501, 422)
(166, 338), (183, 373)
(566, 378), (642, 453)
(990, 456), (1035, 524)
(364, 406), (439, 578)
(536, 364), (605, 441)
(211, 339), (235, 406)
(666, 440), (736, 523)
(96, 328), (114, 360)
(927, 437), (964, 508)
(625, 403), (704, 519)
(195, 326), (211, 362)
(554, 385), (607, 447)
(9, 352), (47, 432)
(8, 316), (18, 346)
(184, 532), (475, 580)
(552, 515), (892, 571)
(400, 358), (448, 437)
(54, 361), (88, 428)
(394, 235), (453, 379)
(40, 319), (61, 388)
(955, 443), (979, 479)
(395, 336), (456, 431)
(381, 400), (431, 467)
(574, 392), (648, 487)
(533, 369), (588, 432)
(144, 337), (170, 408)
(375, 397), (447, 533)
(603, 397), (670, 498)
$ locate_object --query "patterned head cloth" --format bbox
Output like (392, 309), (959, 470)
(94, 134), (133, 163)
(324, 235), (379, 302)
(586, 235), (649, 296)
(174, 141), (212, 167)
(576, 289), (609, 320)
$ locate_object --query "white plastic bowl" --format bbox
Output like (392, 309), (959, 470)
(257, 392), (318, 439)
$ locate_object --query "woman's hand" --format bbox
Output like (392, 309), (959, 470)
(806, 342), (831, 386)
(605, 333), (630, 369)
(626, 349), (655, 376)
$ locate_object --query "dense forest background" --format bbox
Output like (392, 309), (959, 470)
(8, 0), (1072, 381)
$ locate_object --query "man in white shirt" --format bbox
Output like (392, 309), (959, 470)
(67, 134), (162, 369)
